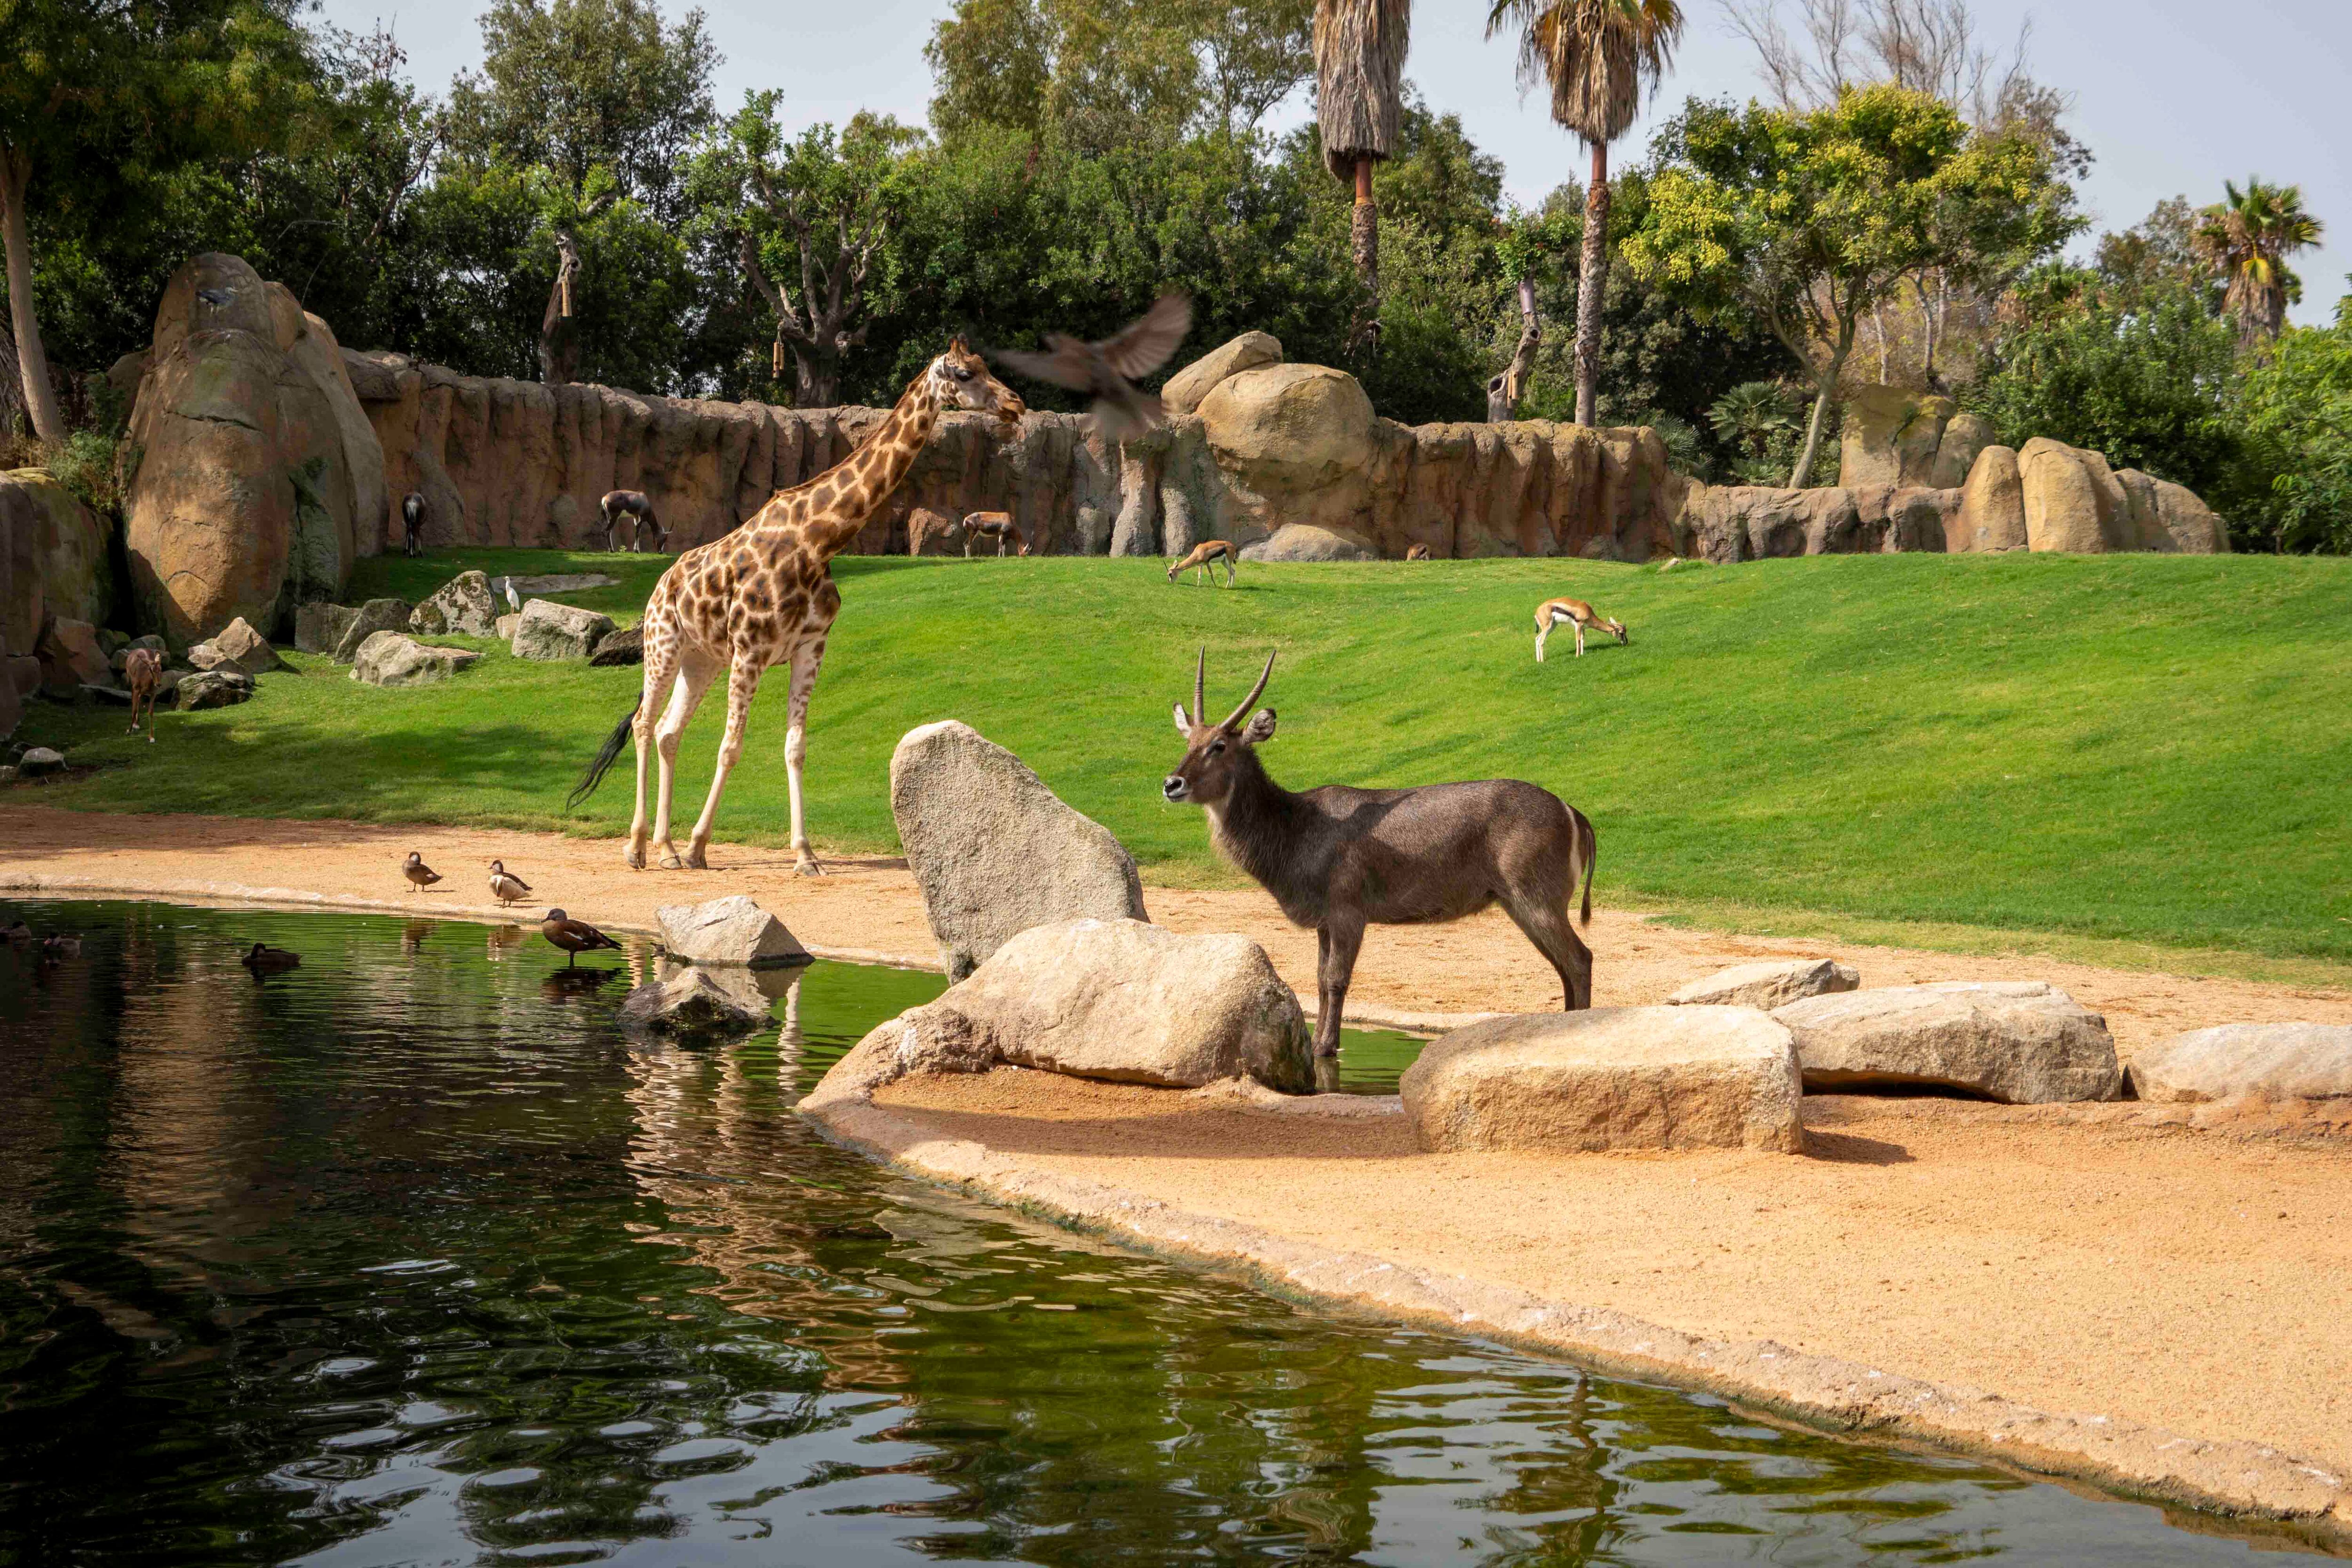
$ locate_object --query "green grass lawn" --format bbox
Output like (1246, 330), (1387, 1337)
(14, 547), (2352, 969)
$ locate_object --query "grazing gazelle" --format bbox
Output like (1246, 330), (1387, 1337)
(601, 490), (668, 553)
(960, 511), (1029, 556)
(1532, 597), (1628, 662)
(1168, 540), (1237, 587)
(122, 646), (162, 742)
(1404, 543), (1432, 561)
(1163, 651), (1597, 1058)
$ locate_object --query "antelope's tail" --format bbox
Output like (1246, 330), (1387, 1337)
(568, 696), (642, 809)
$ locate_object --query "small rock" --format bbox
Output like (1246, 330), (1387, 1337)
(351, 631), (481, 688)
(890, 720), (1146, 980)
(656, 895), (809, 967)
(494, 613), (520, 642)
(82, 684), (133, 706)
(1773, 981), (2121, 1104)
(2128, 1024), (2352, 1104)
(19, 745), (66, 776)
(618, 966), (771, 1037)
(294, 602), (358, 655)
(189, 616), (286, 675)
(589, 625), (645, 666)
(410, 570), (501, 637)
(175, 670), (254, 710)
(1162, 330), (1282, 415)
(1400, 1006), (1806, 1154)
(1669, 958), (1859, 1011)
(511, 599), (615, 661)
(334, 599), (415, 663)
(0, 765), (16, 784)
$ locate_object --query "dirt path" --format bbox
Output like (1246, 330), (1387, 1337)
(4, 805), (2349, 1053)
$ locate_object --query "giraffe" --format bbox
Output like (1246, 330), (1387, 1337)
(568, 338), (1026, 873)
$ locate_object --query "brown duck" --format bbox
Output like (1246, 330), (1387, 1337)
(242, 942), (301, 972)
(540, 908), (621, 966)
(404, 852), (443, 891)
(487, 860), (534, 907)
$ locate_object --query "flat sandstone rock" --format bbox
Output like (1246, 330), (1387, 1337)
(511, 598), (614, 661)
(890, 719), (1145, 979)
(1773, 981), (2120, 1104)
(1668, 958), (1858, 1010)
(350, 631), (480, 688)
(1400, 1006), (1805, 1154)
(2129, 1023), (2352, 1104)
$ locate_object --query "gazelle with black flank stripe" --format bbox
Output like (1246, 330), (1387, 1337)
(1532, 597), (1628, 661)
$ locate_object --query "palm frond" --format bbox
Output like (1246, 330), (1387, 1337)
(1314, 0), (1412, 179)
(1486, 0), (1683, 146)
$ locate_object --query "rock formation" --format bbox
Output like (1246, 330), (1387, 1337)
(510, 599), (614, 660)
(122, 254), (387, 647)
(655, 895), (809, 967)
(2127, 1024), (2352, 1105)
(350, 630), (480, 687)
(1772, 981), (2122, 1103)
(1668, 958), (1859, 1010)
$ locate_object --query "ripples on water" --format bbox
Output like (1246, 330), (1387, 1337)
(0, 900), (2327, 1566)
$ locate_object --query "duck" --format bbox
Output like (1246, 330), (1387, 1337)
(2, 920), (30, 945)
(540, 908), (621, 967)
(40, 932), (80, 958)
(488, 859), (534, 907)
(404, 851), (443, 891)
(241, 942), (301, 972)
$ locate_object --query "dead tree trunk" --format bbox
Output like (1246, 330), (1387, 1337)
(0, 146), (66, 442)
(538, 227), (584, 386)
(1486, 278), (1541, 422)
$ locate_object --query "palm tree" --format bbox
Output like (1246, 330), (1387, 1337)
(1314, 0), (1411, 348)
(1486, 0), (1682, 427)
(2194, 178), (2325, 346)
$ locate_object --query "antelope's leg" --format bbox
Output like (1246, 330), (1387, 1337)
(1503, 895), (1594, 1012)
(783, 632), (829, 875)
(683, 652), (764, 870)
(1574, 620), (1587, 657)
(1314, 915), (1364, 1058)
(1534, 619), (1550, 663)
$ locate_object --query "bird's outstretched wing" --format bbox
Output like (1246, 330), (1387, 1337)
(1098, 293), (1192, 380)
(993, 335), (1097, 391)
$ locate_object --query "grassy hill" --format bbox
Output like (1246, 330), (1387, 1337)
(16, 547), (2352, 968)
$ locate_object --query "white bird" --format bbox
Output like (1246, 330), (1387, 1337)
(503, 577), (522, 613)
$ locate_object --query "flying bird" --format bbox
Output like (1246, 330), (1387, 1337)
(194, 287), (237, 308)
(488, 859), (534, 907)
(404, 851), (444, 891)
(242, 942), (301, 973)
(992, 293), (1192, 445)
(540, 908), (621, 967)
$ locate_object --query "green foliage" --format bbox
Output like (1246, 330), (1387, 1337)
(2232, 288), (2352, 553)
(20, 551), (2352, 966)
(38, 429), (133, 517)
(1967, 289), (2243, 497)
(1706, 380), (1802, 484)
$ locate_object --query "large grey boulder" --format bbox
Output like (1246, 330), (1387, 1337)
(174, 669), (253, 709)
(1239, 523), (1378, 562)
(511, 598), (614, 660)
(350, 630), (480, 687)
(619, 966), (771, 1038)
(890, 719), (1147, 980)
(410, 569), (500, 636)
(188, 616), (286, 675)
(1162, 330), (1282, 416)
(1400, 1006), (1805, 1154)
(1773, 981), (2121, 1103)
(18, 745), (65, 777)
(333, 597), (413, 662)
(656, 895), (809, 967)
(1669, 958), (1859, 1011)
(2127, 1024), (2352, 1104)
(295, 601), (358, 654)
(808, 919), (1311, 1101)
(589, 625), (644, 666)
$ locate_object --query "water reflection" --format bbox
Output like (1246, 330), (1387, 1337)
(0, 902), (2326, 1567)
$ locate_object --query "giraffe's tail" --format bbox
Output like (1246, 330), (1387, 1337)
(567, 696), (642, 810)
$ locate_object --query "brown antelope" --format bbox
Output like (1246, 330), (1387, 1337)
(961, 511), (1029, 556)
(122, 647), (162, 742)
(600, 490), (668, 553)
(1163, 652), (1596, 1058)
(1404, 543), (1432, 561)
(1168, 540), (1236, 587)
(401, 491), (426, 557)
(1533, 597), (1628, 662)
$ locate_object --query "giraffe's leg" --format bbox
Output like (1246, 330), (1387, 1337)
(651, 649), (720, 870)
(683, 652), (766, 871)
(783, 634), (828, 876)
(626, 637), (680, 868)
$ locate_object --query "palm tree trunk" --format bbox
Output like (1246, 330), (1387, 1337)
(0, 147), (66, 443)
(1349, 155), (1380, 351)
(1573, 141), (1610, 429)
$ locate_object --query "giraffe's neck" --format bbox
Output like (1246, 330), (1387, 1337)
(790, 372), (943, 560)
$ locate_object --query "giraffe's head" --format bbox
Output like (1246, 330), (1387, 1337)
(930, 338), (1025, 430)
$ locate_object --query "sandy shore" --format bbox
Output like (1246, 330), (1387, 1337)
(819, 1069), (2352, 1542)
(4, 805), (2349, 1051)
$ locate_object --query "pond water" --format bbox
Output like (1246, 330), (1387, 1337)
(0, 900), (2330, 1567)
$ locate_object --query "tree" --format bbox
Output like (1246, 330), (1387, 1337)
(0, 0), (314, 439)
(1484, 0), (1684, 428)
(1313, 0), (1410, 345)
(2194, 178), (2323, 347)
(2231, 285), (2352, 552)
(1623, 86), (2075, 486)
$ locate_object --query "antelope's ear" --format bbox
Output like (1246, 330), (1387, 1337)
(1241, 708), (1277, 745)
(1171, 702), (1192, 736)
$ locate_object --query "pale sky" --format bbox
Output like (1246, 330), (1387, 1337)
(333, 0), (2352, 323)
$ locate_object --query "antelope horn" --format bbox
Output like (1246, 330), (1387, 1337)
(1193, 648), (1206, 726)
(1219, 650), (1276, 732)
